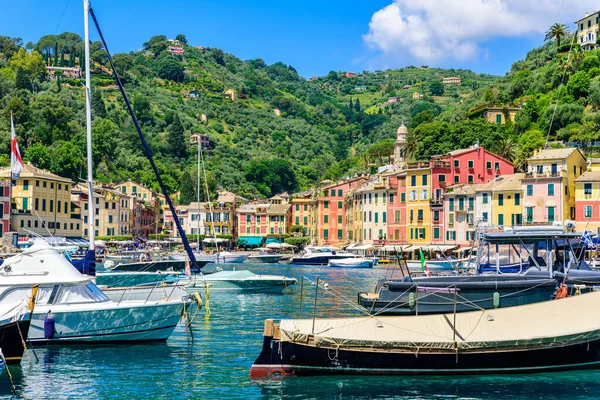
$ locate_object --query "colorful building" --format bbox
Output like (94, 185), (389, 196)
(444, 184), (477, 247)
(290, 193), (314, 238)
(484, 107), (521, 124)
(317, 177), (368, 246)
(0, 163), (81, 237)
(0, 180), (10, 236)
(185, 202), (207, 236)
(575, 171), (600, 233)
(576, 11), (600, 50)
(522, 148), (586, 225)
(236, 203), (270, 247)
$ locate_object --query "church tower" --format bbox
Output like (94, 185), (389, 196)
(394, 123), (408, 171)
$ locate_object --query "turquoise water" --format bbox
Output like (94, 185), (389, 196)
(1, 264), (599, 399)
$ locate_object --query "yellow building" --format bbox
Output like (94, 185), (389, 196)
(405, 166), (431, 243)
(74, 184), (131, 238)
(484, 107), (521, 124)
(481, 174), (524, 227)
(291, 195), (314, 237)
(576, 12), (600, 50)
(0, 163), (81, 237)
(412, 92), (423, 100)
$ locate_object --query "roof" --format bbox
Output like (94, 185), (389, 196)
(575, 11), (600, 23)
(575, 170), (600, 183)
(321, 176), (369, 191)
(527, 148), (582, 162)
(187, 202), (208, 211)
(0, 163), (73, 183)
(477, 173), (524, 192)
(217, 190), (247, 203)
(267, 203), (291, 214)
(445, 183), (478, 196)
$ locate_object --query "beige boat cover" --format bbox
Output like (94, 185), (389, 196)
(279, 291), (600, 351)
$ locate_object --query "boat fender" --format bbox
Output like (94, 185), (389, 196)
(553, 283), (568, 299)
(192, 292), (203, 309)
(493, 292), (500, 308)
(104, 260), (115, 270)
(44, 311), (55, 339)
(408, 292), (416, 309)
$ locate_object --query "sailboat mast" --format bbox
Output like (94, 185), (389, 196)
(84, 0), (95, 251)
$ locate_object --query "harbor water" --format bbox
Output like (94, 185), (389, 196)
(1, 263), (599, 399)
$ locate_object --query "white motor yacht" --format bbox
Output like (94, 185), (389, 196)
(0, 241), (198, 343)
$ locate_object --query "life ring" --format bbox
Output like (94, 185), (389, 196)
(554, 283), (568, 299)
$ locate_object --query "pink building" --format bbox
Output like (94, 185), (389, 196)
(167, 46), (184, 55)
(386, 174), (406, 244)
(318, 177), (368, 245)
(0, 180), (10, 235)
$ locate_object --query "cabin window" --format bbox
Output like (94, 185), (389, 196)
(54, 283), (109, 304)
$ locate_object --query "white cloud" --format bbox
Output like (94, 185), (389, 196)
(364, 0), (599, 63)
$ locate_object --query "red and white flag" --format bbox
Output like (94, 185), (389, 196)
(10, 112), (23, 180)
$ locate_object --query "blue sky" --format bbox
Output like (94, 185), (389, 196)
(0, 0), (586, 78)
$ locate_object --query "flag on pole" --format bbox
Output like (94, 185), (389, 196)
(184, 258), (191, 277)
(10, 112), (23, 180)
(419, 248), (432, 276)
(582, 230), (594, 248)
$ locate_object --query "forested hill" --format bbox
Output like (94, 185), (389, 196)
(0, 32), (593, 203)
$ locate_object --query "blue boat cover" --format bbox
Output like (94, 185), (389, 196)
(71, 250), (96, 276)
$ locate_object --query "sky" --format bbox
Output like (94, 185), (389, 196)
(1, 0), (599, 78)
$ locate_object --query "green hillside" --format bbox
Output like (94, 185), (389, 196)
(0, 31), (593, 202)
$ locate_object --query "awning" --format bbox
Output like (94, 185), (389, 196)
(382, 244), (411, 251)
(423, 244), (457, 251)
(352, 244), (375, 251)
(406, 245), (428, 251)
(203, 238), (227, 243)
(237, 236), (264, 246)
(453, 246), (477, 253)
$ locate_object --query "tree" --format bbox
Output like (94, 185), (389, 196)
(544, 23), (570, 48)
(14, 68), (30, 91)
(518, 129), (545, 160)
(91, 90), (107, 119)
(179, 171), (196, 205)
(143, 35), (167, 56)
(581, 55), (600, 72)
(24, 142), (51, 169)
(9, 48), (45, 79)
(492, 137), (518, 162)
(175, 34), (188, 45)
(133, 95), (152, 124)
(409, 110), (435, 128)
(430, 81), (444, 96)
(156, 55), (184, 82)
(244, 158), (297, 197)
(113, 53), (134, 76)
(0, 36), (22, 58)
(367, 139), (395, 165)
(168, 114), (186, 158)
(567, 71), (591, 99)
(354, 98), (361, 112)
(50, 141), (84, 181)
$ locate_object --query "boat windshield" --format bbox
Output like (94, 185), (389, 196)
(53, 283), (110, 304)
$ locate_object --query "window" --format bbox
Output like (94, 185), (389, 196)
(374, 193), (378, 203)
(324, 201), (329, 209)
(394, 210), (400, 222)
(23, 180), (29, 190)
(482, 193), (488, 204)
(50, 182), (54, 189)
(454, 160), (460, 168)
(482, 212), (488, 222)
(548, 184), (554, 196)
(338, 189), (343, 196)
(494, 162), (500, 171)
(514, 193), (521, 206)
(417, 209), (423, 221)
(338, 215), (342, 224)
(446, 231), (456, 241)
(338, 201), (343, 209)
(420, 189), (429, 200)
(324, 215), (328, 223)
(410, 176), (416, 186)
(295, 216), (300, 224)
(95, 219), (99, 227)
(374, 212), (379, 223)
(486, 161), (492, 170)
(389, 194), (394, 203)
(383, 193), (387, 203)
(369, 212), (372, 222)
(458, 197), (465, 211)
(330, 189), (335, 196)
(585, 183), (593, 195)
(496, 114), (502, 124)
(454, 175), (460, 184)
(433, 227), (440, 239)
(22, 197), (28, 210)
(548, 206), (555, 222)
(256, 215), (261, 223)
(383, 212), (387, 223)
(304, 204), (308, 211)
(585, 205), (593, 218)
(526, 185), (533, 196)
(498, 194), (504, 206)
(323, 229), (329, 239)
(49, 200), (53, 212)
(58, 201), (61, 214)
(422, 175), (428, 185)
(449, 198), (455, 211)
(438, 174), (446, 183)
(467, 175), (474, 183)
(409, 190), (417, 201)
(43, 181), (47, 188)
(304, 216), (308, 225)
(36, 180), (39, 187)
(468, 197), (474, 211)
(468, 160), (474, 169)
(409, 209), (414, 221)
(448, 213), (454, 225)
(498, 214), (504, 226)
(526, 207), (533, 223)
(433, 210), (440, 221)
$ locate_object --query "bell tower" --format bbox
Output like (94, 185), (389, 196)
(394, 123), (408, 171)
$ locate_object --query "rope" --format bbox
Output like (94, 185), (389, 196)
(0, 350), (16, 395)
(16, 322), (32, 367)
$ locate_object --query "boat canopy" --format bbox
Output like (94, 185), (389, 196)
(278, 290), (600, 352)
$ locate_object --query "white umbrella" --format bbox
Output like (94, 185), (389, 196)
(266, 243), (282, 249)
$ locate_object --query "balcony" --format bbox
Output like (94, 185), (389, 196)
(405, 161), (431, 170)
(432, 161), (451, 169)
(430, 197), (444, 207)
(523, 170), (566, 179)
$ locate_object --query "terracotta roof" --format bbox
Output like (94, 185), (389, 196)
(575, 171), (600, 183)
(267, 203), (291, 214)
(527, 148), (581, 161)
(0, 163), (73, 183)
(477, 173), (524, 192)
(445, 184), (478, 196)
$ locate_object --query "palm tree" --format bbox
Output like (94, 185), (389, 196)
(545, 23), (571, 48)
(401, 131), (419, 161)
(493, 138), (518, 162)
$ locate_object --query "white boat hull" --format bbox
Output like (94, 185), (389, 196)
(102, 285), (189, 303)
(329, 258), (374, 268)
(186, 271), (295, 293)
(29, 300), (190, 343)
